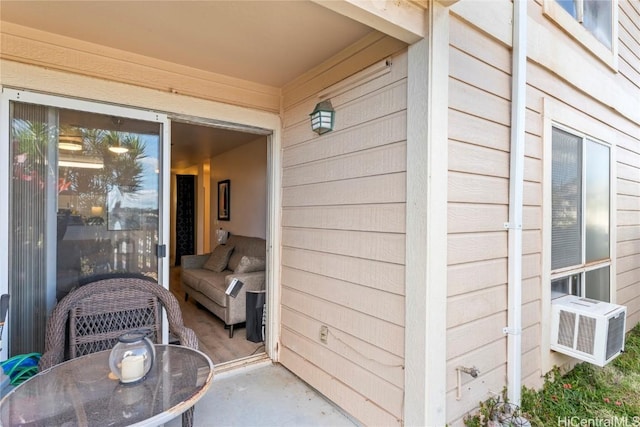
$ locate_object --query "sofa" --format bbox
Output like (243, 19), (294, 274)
(181, 235), (266, 338)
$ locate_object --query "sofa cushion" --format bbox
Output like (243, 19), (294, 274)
(227, 236), (266, 271)
(234, 256), (266, 273)
(198, 273), (230, 307)
(203, 244), (235, 272)
(182, 268), (206, 289)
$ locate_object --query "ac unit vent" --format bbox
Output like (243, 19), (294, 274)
(557, 310), (575, 347)
(576, 315), (595, 354)
(551, 295), (627, 367)
(606, 312), (626, 360)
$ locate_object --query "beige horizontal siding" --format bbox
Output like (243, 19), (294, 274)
(280, 51), (408, 425)
(279, 348), (401, 427)
(282, 267), (404, 324)
(446, 339), (506, 395)
(283, 141), (406, 187)
(448, 203), (509, 234)
(618, 179), (640, 198)
(446, 38), (512, 422)
(283, 110), (406, 168)
(282, 228), (405, 264)
(449, 140), (510, 178)
(619, 1), (640, 91)
(282, 204), (405, 233)
(282, 172), (406, 207)
(447, 312), (507, 361)
(281, 247), (405, 295)
(449, 109), (510, 151)
(447, 286), (507, 328)
(449, 78), (511, 126)
(281, 288), (404, 356)
(449, 46), (512, 100)
(449, 15), (511, 74)
(281, 308), (404, 387)
(279, 327), (404, 416)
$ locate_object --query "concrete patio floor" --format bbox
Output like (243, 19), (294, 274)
(166, 361), (360, 427)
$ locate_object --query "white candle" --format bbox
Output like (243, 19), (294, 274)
(120, 354), (145, 382)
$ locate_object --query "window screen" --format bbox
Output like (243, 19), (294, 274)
(552, 127), (582, 270)
(585, 140), (610, 262)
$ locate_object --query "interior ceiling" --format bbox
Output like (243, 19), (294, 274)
(0, 0), (375, 170)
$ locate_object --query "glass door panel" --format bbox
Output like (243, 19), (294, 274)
(9, 100), (163, 356)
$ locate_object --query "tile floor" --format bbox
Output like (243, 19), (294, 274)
(166, 361), (360, 427)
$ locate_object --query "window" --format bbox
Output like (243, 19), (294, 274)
(551, 126), (611, 302)
(555, 0), (613, 49)
(543, 0), (618, 69)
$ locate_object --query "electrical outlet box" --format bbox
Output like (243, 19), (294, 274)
(320, 325), (328, 344)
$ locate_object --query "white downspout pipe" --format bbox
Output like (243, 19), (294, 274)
(506, 0), (527, 407)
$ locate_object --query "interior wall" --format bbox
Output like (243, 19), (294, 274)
(210, 138), (268, 242)
(198, 160), (211, 254)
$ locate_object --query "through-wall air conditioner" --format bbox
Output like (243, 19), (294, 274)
(550, 295), (627, 367)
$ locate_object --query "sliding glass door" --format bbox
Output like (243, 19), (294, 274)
(2, 90), (168, 357)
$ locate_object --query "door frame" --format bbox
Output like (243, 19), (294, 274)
(0, 88), (170, 359)
(167, 113), (281, 362)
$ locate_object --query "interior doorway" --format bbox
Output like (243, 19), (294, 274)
(174, 174), (196, 266)
(169, 118), (270, 366)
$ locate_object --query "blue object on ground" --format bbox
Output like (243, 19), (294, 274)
(0, 353), (41, 387)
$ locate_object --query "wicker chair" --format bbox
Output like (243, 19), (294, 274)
(39, 275), (199, 427)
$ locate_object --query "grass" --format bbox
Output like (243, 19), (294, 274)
(464, 323), (640, 427)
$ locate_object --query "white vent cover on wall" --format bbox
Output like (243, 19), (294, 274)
(551, 295), (626, 367)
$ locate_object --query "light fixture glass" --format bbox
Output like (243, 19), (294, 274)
(109, 145), (129, 154)
(109, 118), (130, 154)
(59, 153), (104, 169)
(310, 100), (335, 135)
(58, 127), (83, 151)
(58, 139), (83, 151)
(59, 160), (104, 169)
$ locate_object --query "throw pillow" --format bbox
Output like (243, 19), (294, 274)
(203, 245), (235, 272)
(234, 256), (266, 273)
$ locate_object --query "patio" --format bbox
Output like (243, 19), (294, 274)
(166, 360), (360, 427)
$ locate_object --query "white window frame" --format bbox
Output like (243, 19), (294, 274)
(543, 0), (619, 71)
(550, 125), (612, 300)
(541, 97), (617, 372)
(0, 88), (170, 358)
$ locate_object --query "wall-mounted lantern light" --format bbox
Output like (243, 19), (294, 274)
(309, 100), (335, 135)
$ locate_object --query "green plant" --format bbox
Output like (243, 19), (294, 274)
(520, 323), (640, 426)
(466, 324), (640, 427)
(464, 388), (525, 427)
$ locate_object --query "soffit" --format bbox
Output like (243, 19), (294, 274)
(0, 0), (374, 88)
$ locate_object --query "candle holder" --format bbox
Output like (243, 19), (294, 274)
(109, 330), (155, 384)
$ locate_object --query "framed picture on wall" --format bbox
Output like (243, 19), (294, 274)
(217, 179), (230, 221)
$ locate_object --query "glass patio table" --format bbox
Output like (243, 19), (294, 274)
(0, 344), (214, 426)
